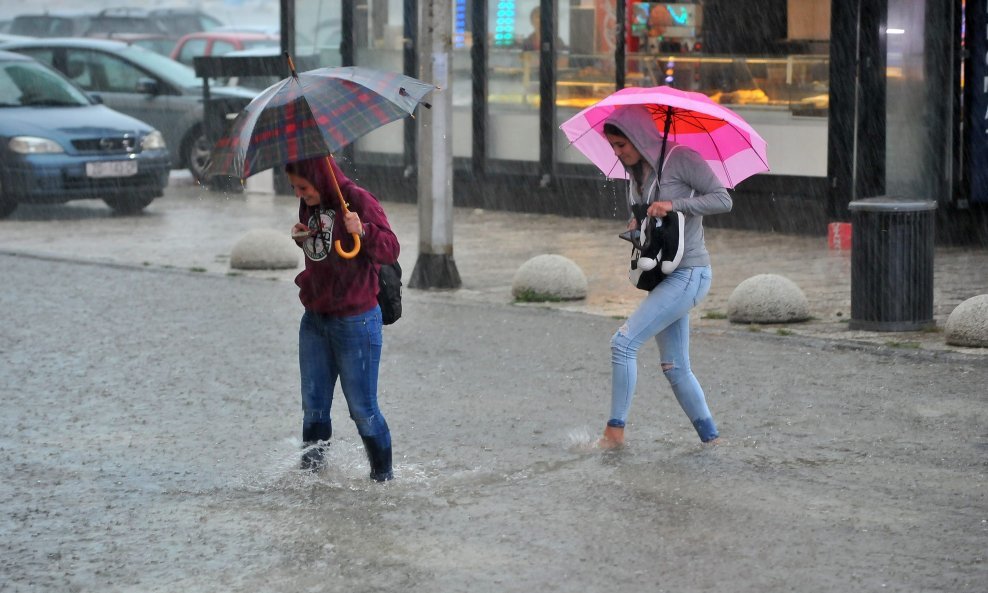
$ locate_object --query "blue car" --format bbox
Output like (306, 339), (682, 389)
(0, 38), (257, 182)
(0, 50), (170, 217)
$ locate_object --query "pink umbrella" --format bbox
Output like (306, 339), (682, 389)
(560, 86), (769, 189)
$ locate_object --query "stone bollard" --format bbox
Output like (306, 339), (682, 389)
(230, 229), (300, 270)
(512, 254), (587, 302)
(944, 294), (988, 348)
(728, 273), (810, 324)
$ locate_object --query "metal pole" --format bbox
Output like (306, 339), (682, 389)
(409, 0), (461, 289)
(471, 0), (488, 178)
(403, 0), (418, 177)
(538, 0), (557, 188)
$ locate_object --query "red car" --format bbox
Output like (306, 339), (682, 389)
(169, 31), (279, 68)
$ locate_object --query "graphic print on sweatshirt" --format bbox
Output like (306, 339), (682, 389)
(301, 210), (334, 261)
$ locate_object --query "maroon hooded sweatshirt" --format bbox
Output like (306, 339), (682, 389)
(292, 157), (400, 317)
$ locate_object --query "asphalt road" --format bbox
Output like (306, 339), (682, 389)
(2, 247), (986, 592)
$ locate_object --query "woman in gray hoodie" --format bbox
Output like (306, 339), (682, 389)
(600, 105), (732, 448)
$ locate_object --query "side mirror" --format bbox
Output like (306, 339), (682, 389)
(136, 77), (160, 95)
(89, 93), (104, 104)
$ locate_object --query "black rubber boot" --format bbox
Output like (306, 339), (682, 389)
(300, 422), (332, 471)
(361, 435), (393, 482)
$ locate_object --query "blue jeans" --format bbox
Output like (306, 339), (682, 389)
(609, 266), (718, 442)
(299, 307), (390, 451)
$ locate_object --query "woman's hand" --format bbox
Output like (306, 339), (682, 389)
(627, 217), (638, 231)
(343, 211), (364, 237)
(291, 223), (311, 243)
(646, 200), (674, 218)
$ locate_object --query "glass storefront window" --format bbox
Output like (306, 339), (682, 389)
(885, 0), (932, 200)
(292, 0), (831, 179)
(295, 0), (342, 67)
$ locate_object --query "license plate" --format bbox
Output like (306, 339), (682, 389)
(86, 160), (138, 178)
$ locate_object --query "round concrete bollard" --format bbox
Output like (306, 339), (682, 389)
(512, 254), (587, 301)
(230, 229), (300, 270)
(728, 273), (811, 324)
(944, 294), (988, 348)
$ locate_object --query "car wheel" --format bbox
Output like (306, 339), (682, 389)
(184, 126), (211, 183)
(104, 196), (154, 215)
(0, 181), (17, 218)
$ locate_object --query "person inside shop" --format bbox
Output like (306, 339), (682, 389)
(286, 155), (400, 482)
(598, 105), (732, 449)
(521, 6), (568, 52)
(644, 4), (684, 53)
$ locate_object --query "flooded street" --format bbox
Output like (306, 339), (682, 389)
(2, 244), (986, 592)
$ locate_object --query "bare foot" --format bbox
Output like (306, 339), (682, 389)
(703, 437), (722, 445)
(597, 425), (625, 449)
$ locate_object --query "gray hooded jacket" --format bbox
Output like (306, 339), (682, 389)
(605, 105), (732, 268)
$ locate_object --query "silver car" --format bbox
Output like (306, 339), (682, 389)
(0, 38), (256, 182)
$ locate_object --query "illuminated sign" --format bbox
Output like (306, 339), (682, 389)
(494, 0), (516, 46)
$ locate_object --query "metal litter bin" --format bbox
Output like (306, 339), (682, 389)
(848, 197), (936, 331)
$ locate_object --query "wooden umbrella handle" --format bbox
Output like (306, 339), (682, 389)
(324, 156), (361, 259)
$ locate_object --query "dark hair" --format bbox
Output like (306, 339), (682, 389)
(285, 157), (335, 206)
(603, 123), (626, 138)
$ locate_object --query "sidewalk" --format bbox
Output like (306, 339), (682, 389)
(1, 172), (986, 357)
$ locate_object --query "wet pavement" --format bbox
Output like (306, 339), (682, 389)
(2, 173), (987, 592)
(2, 171), (986, 358)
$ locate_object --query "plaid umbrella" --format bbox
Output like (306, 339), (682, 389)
(206, 56), (435, 258)
(207, 60), (435, 180)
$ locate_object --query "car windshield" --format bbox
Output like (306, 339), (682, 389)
(0, 60), (90, 107)
(117, 44), (202, 88)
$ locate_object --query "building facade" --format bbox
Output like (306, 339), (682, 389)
(279, 0), (986, 242)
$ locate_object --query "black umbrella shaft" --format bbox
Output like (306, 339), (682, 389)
(655, 105), (675, 195)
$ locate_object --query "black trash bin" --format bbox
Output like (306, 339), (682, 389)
(848, 197), (937, 331)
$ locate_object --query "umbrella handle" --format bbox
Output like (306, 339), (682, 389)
(334, 235), (361, 259)
(325, 156), (361, 259)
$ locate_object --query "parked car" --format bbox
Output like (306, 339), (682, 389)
(83, 7), (222, 39)
(85, 32), (177, 56)
(0, 50), (170, 217)
(170, 31), (279, 69)
(8, 11), (94, 37)
(0, 38), (257, 182)
(147, 8), (224, 37)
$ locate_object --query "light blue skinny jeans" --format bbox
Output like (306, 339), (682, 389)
(609, 265), (718, 442)
(299, 307), (391, 450)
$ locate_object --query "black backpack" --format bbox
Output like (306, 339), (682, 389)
(378, 261), (402, 325)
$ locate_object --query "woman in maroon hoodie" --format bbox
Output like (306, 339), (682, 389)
(286, 156), (400, 481)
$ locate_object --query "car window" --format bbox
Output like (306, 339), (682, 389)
(212, 40), (237, 56)
(10, 16), (77, 37)
(117, 45), (201, 88)
(177, 38), (208, 66)
(160, 15), (191, 36)
(12, 48), (57, 70)
(0, 60), (90, 107)
(87, 17), (166, 36)
(62, 50), (148, 94)
(198, 15), (223, 31)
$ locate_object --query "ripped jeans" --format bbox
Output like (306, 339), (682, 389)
(299, 307), (391, 451)
(609, 266), (718, 442)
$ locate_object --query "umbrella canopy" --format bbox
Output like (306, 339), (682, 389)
(206, 63), (435, 180)
(205, 58), (435, 259)
(560, 86), (769, 189)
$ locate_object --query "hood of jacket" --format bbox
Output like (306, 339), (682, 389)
(603, 105), (676, 172)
